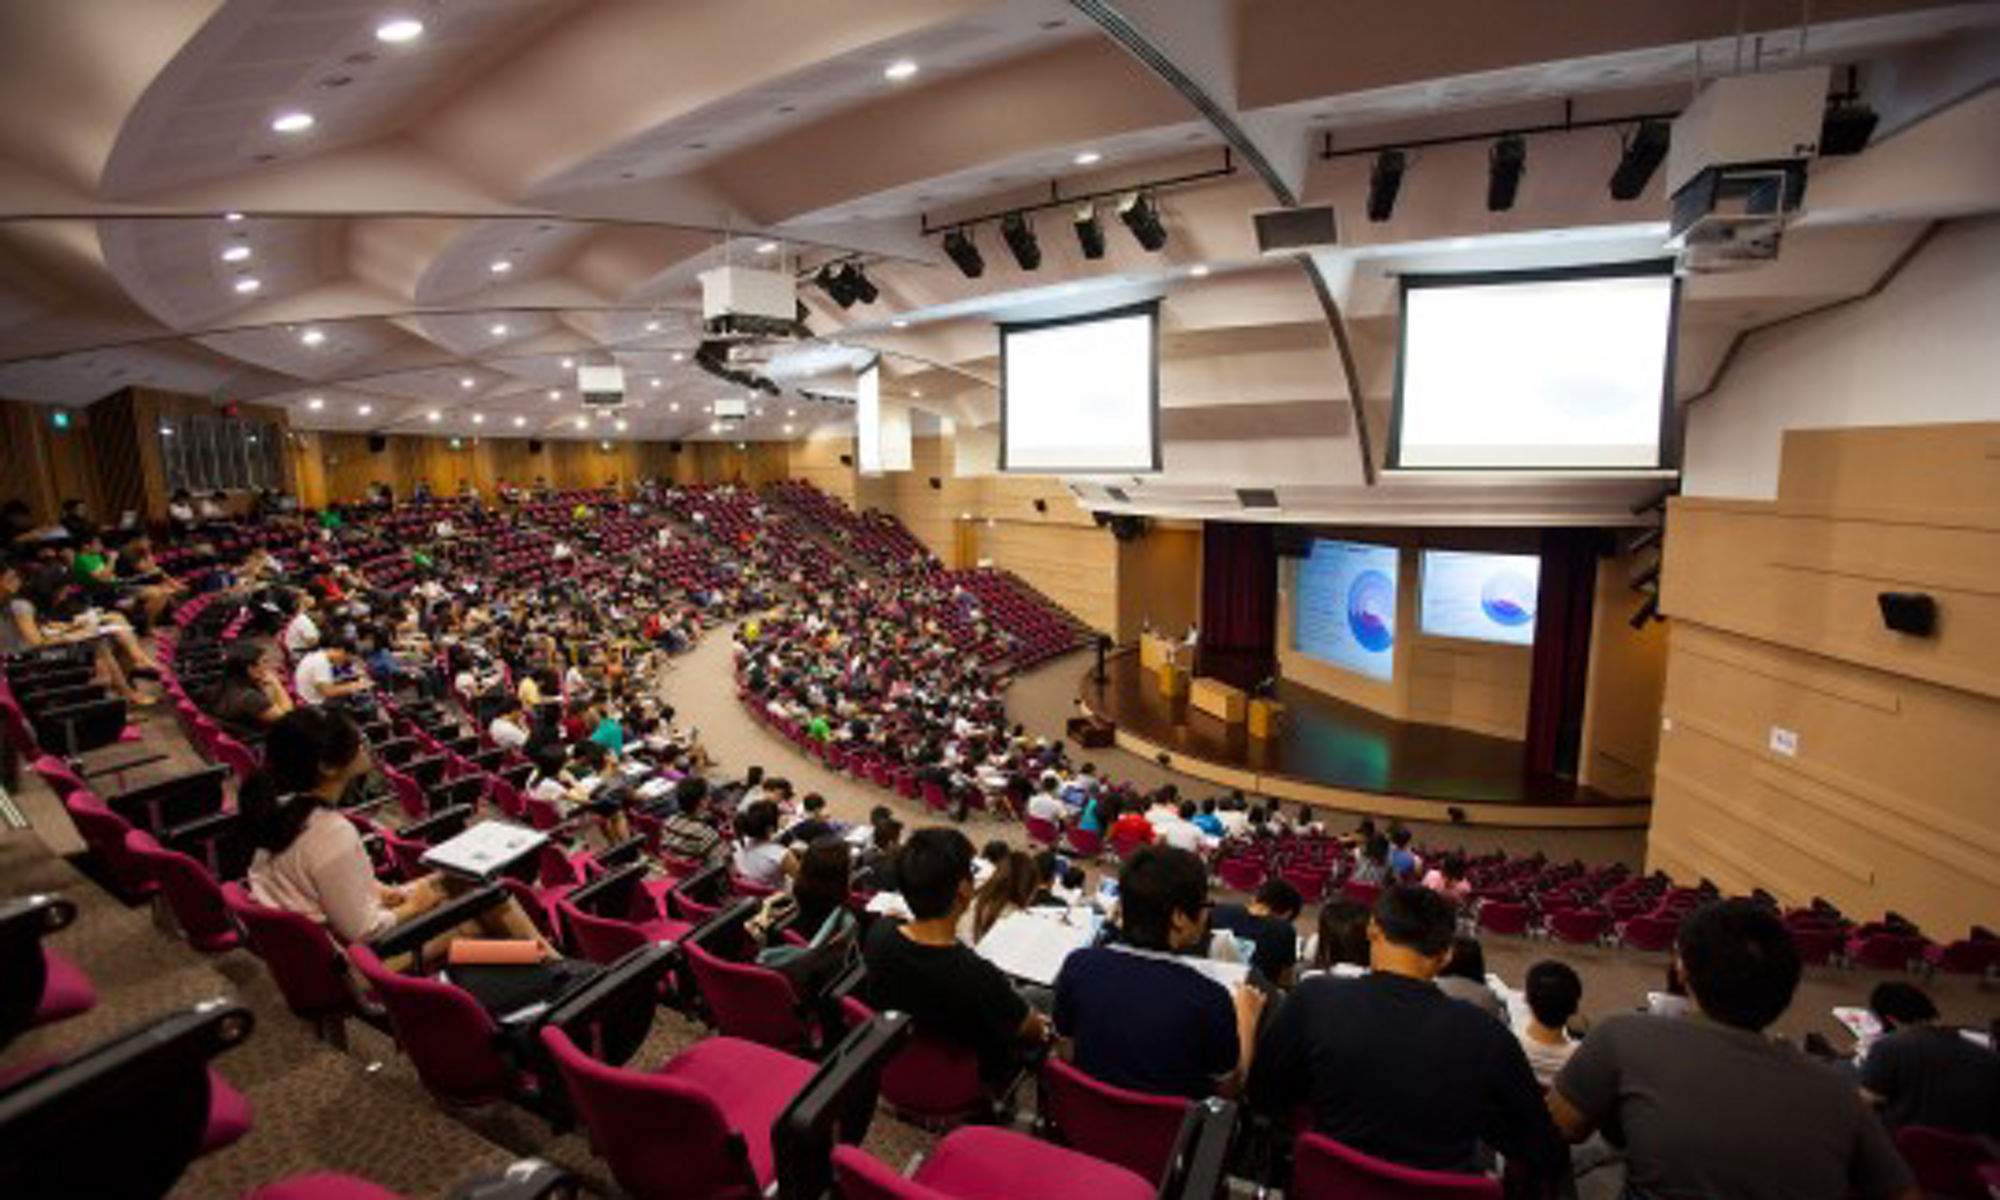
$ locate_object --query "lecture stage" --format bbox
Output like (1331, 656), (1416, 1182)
(1077, 649), (1651, 829)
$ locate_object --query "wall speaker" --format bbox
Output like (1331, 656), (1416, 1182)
(528, 439), (544, 454)
(668, 441), (683, 453)
(1108, 514), (1149, 542)
(1033, 498), (1047, 513)
(928, 477), (941, 490)
(367, 434), (387, 454)
(839, 454), (853, 467)
(1877, 592), (1936, 637)
(1237, 488), (1279, 509)
(1272, 525), (1313, 558)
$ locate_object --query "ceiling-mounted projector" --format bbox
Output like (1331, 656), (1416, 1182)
(1665, 66), (1826, 272)
(698, 265), (806, 338)
(578, 364), (625, 407)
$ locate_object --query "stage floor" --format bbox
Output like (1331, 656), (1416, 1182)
(1078, 650), (1649, 827)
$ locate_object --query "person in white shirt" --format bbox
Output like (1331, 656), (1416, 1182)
(1516, 960), (1583, 1087)
(1026, 777), (1068, 827)
(282, 595), (320, 657)
(730, 799), (795, 889)
(294, 644), (368, 705)
(487, 703), (529, 750)
(1155, 800), (1206, 853)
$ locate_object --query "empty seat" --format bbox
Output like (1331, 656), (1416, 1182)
(1040, 1056), (1191, 1184)
(1292, 1131), (1501, 1199)
(832, 1127), (1155, 1200)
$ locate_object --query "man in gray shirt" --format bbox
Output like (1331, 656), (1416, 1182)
(1548, 900), (1916, 1200)
(1859, 981), (1999, 1137)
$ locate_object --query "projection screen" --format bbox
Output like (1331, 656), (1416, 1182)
(1000, 302), (1160, 473)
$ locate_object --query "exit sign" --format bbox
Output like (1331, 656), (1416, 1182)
(50, 410), (71, 430)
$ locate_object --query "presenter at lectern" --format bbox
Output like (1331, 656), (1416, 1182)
(1181, 623), (1200, 673)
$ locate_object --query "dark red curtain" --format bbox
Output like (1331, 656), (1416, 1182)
(1199, 522), (1277, 688)
(1524, 528), (1600, 777)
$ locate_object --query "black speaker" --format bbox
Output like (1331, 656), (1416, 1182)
(1091, 511), (1112, 528)
(1033, 498), (1047, 513)
(1877, 592), (1936, 637)
(928, 477), (941, 490)
(839, 454), (853, 467)
(1108, 514), (1149, 542)
(668, 441), (683, 453)
(367, 434), (387, 454)
(528, 439), (544, 454)
(1273, 526), (1313, 558)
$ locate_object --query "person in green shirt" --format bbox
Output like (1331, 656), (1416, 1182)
(807, 713), (832, 742)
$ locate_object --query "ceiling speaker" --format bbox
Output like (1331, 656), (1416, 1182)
(1252, 206), (1339, 255)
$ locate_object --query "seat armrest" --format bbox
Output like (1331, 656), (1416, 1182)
(773, 1012), (914, 1200)
(1157, 1097), (1238, 1200)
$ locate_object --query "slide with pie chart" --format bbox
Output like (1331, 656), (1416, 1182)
(1419, 550), (1541, 646)
(1293, 538), (1400, 681)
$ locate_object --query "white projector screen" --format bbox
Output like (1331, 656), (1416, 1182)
(856, 363), (883, 475)
(1292, 538), (1400, 681)
(1419, 550), (1541, 646)
(1001, 303), (1159, 473)
(1391, 261), (1678, 470)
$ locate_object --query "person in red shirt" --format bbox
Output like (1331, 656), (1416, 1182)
(1109, 806), (1154, 850)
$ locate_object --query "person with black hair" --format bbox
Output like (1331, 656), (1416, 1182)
(731, 798), (795, 888)
(208, 642), (293, 738)
(1250, 886), (1565, 1183)
(655, 776), (725, 866)
(1351, 833), (1392, 886)
(1301, 898), (1371, 979)
(1518, 961), (1582, 1086)
(1859, 981), (1998, 1136)
(1054, 846), (1261, 1100)
(780, 792), (836, 846)
(1550, 899), (1916, 1199)
(294, 636), (370, 705)
(862, 827), (1050, 1088)
(789, 837), (853, 940)
(1210, 878), (1304, 986)
(1434, 936), (1507, 1023)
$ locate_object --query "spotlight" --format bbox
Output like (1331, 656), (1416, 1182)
(1071, 203), (1106, 260)
(1609, 120), (1670, 201)
(1629, 593), (1660, 630)
(1117, 191), (1168, 251)
(942, 228), (984, 278)
(815, 264), (857, 308)
(845, 263), (879, 305)
(1001, 212), (1041, 270)
(1820, 98), (1878, 157)
(1487, 134), (1526, 212)
(1367, 149), (1406, 222)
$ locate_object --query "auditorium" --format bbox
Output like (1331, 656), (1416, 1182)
(4, 3), (1998, 1197)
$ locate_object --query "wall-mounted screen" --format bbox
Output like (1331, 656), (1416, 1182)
(856, 362), (882, 475)
(1293, 538), (1399, 681)
(1391, 260), (1678, 470)
(1001, 302), (1159, 473)
(1419, 550), (1542, 646)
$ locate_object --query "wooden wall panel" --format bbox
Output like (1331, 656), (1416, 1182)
(1116, 522), (1202, 643)
(1577, 552), (1668, 798)
(0, 399), (64, 523)
(788, 436), (856, 507)
(982, 520), (1118, 632)
(1650, 422), (2000, 934)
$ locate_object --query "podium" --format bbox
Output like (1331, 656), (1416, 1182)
(1190, 677), (1247, 725)
(1139, 632), (1178, 674)
(1156, 663), (1189, 698)
(1248, 698), (1285, 740)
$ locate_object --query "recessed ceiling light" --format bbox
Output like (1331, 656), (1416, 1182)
(270, 111), (315, 134)
(459, 376), (475, 389)
(783, 424), (795, 435)
(786, 408), (796, 417)
(891, 319), (908, 328)
(426, 410), (441, 423)
(375, 17), (424, 44)
(649, 377), (662, 388)
(471, 413), (484, 424)
(884, 59), (918, 82)
(233, 277), (261, 294)
(1074, 150), (1102, 166)
(669, 352), (685, 363)
(615, 419), (629, 432)
(710, 422), (722, 433)
(299, 327), (325, 346)
(224, 211), (244, 222)
(1188, 264), (1210, 277)
(561, 357), (575, 369)
(489, 259), (512, 274)
(489, 323), (508, 336)
(755, 241), (778, 254)
(357, 404), (373, 416)
(574, 416), (589, 430)
(513, 415), (526, 427)
(669, 402), (680, 412)
(221, 245), (251, 263)
(911, 389), (923, 399)
(307, 396), (325, 411)
(547, 389), (560, 400)
(644, 320), (660, 332)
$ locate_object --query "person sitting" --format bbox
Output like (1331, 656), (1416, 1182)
(1192, 799), (1225, 838)
(1, 561), (155, 706)
(655, 777), (726, 867)
(1210, 879), (1304, 986)
(487, 702), (530, 750)
(207, 643), (293, 739)
(1055, 846), (1262, 1100)
(1298, 898), (1371, 980)
(960, 850), (1039, 944)
(294, 638), (370, 706)
(1858, 980), (1999, 1137)
(1108, 801), (1154, 848)
(282, 591), (321, 658)
(1025, 775), (1067, 828)
(789, 837), (854, 940)
(1517, 961), (1583, 1087)
(1386, 826), (1422, 881)
(1156, 800), (1206, 853)
(780, 793), (836, 846)
(852, 816), (903, 893)
(731, 799), (796, 889)
(1434, 936), (1508, 1024)
(1421, 854), (1473, 904)
(1549, 899), (1917, 1200)
(1349, 833), (1392, 886)
(1249, 887), (1565, 1183)
(862, 827), (1051, 1093)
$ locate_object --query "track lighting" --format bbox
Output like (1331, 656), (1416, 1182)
(942, 228), (984, 278)
(1367, 149), (1406, 222)
(1001, 212), (1041, 270)
(1487, 135), (1526, 212)
(1609, 120), (1670, 201)
(1072, 203), (1106, 260)
(1117, 191), (1167, 251)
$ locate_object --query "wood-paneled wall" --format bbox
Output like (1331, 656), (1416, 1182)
(1577, 552), (1668, 798)
(1117, 522), (1202, 644)
(1650, 422), (2000, 935)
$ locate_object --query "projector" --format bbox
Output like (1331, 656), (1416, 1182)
(699, 265), (797, 325)
(578, 364), (625, 407)
(1664, 66), (1827, 271)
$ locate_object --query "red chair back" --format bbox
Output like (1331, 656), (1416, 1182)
(1893, 1125), (1995, 1199)
(222, 883), (355, 1023)
(1064, 827), (1103, 858)
(1293, 1132), (1501, 1199)
(346, 944), (507, 1107)
(1547, 909), (1608, 945)
(1041, 1057), (1190, 1183)
(1024, 816), (1060, 847)
(685, 942), (808, 1052)
(557, 899), (651, 966)
(1618, 914), (1679, 952)
(1848, 933), (1926, 971)
(1788, 925), (1843, 966)
(61, 792), (158, 901)
(123, 831), (240, 952)
(840, 994), (986, 1125)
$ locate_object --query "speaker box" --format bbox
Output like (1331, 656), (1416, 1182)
(1252, 205), (1339, 254)
(528, 439), (544, 454)
(928, 477), (941, 490)
(1033, 498), (1047, 513)
(367, 434), (387, 454)
(839, 454), (853, 467)
(1877, 592), (1936, 637)
(1273, 525), (1314, 558)
(668, 441), (683, 453)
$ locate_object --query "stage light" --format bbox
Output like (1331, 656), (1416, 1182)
(1071, 203), (1106, 260)
(1820, 99), (1878, 156)
(1609, 120), (1670, 201)
(845, 263), (879, 305)
(1628, 592), (1660, 629)
(1367, 149), (1406, 222)
(942, 228), (984, 278)
(815, 264), (856, 309)
(1487, 135), (1526, 211)
(1117, 191), (1167, 251)
(1001, 212), (1041, 270)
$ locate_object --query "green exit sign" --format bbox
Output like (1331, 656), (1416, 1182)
(51, 410), (71, 430)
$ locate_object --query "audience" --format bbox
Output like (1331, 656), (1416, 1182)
(1209, 878), (1304, 986)
(1857, 981), (1999, 1137)
(1433, 936), (1508, 1024)
(962, 849), (1038, 943)
(1518, 961), (1583, 1086)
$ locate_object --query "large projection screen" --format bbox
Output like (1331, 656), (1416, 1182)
(1293, 538), (1400, 681)
(856, 362), (883, 475)
(1419, 550), (1541, 646)
(1000, 302), (1159, 473)
(1390, 260), (1679, 470)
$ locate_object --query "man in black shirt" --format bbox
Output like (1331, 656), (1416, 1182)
(1860, 981), (1999, 1137)
(862, 827), (1049, 1088)
(1249, 886), (1565, 1186)
(1209, 878), (1303, 986)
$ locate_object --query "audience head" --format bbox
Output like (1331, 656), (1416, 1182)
(1525, 960), (1583, 1032)
(1312, 900), (1372, 972)
(981, 839), (1010, 868)
(1676, 899), (1801, 1032)
(735, 799), (782, 844)
(1363, 832), (1390, 863)
(672, 775), (708, 815)
(1868, 981), (1938, 1030)
(1438, 935), (1487, 983)
(1117, 845), (1212, 953)
(1368, 886), (1459, 976)
(898, 827), (977, 921)
(801, 792), (825, 816)
(1255, 878), (1304, 921)
(792, 837), (852, 917)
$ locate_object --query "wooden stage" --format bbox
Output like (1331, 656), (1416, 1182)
(1078, 650), (1651, 828)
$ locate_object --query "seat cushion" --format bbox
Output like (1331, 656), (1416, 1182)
(639, 916), (694, 943)
(33, 947), (98, 1025)
(917, 1127), (1154, 1200)
(199, 1067), (253, 1155)
(654, 1037), (816, 1185)
(244, 1173), (402, 1200)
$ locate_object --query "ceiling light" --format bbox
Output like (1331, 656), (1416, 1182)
(489, 259), (512, 274)
(1117, 191), (1168, 251)
(426, 410), (440, 423)
(1487, 134), (1526, 211)
(710, 422), (722, 433)
(1074, 150), (1102, 166)
(1608, 120), (1670, 200)
(669, 402), (680, 412)
(221, 245), (251, 263)
(575, 416), (589, 430)
(299, 327), (325, 346)
(270, 111), (316, 134)
(942, 228), (984, 278)
(561, 357), (575, 369)
(159, 424), (173, 436)
(307, 396), (324, 411)
(649, 377), (662, 388)
(670, 352), (686, 363)
(233, 277), (261, 294)
(891, 319), (909, 329)
(1367, 149), (1407, 222)
(884, 59), (918, 82)
(513, 415), (526, 427)
(816, 264), (857, 309)
(911, 389), (923, 399)
(615, 419), (629, 432)
(224, 211), (244, 222)
(755, 241), (779, 254)
(783, 424), (795, 435)
(786, 408), (796, 417)
(489, 323), (508, 336)
(1001, 212), (1041, 270)
(600, 440), (612, 451)
(357, 404), (373, 416)
(460, 376), (475, 389)
(644, 320), (660, 332)
(1072, 202), (1106, 260)
(471, 413), (484, 424)
(1820, 97), (1878, 157)
(375, 17), (424, 43)
(547, 389), (561, 400)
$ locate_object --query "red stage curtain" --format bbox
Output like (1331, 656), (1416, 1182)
(1198, 521), (1277, 686)
(1525, 529), (1600, 777)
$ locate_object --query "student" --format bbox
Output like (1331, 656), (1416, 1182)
(789, 837), (853, 940)
(208, 643), (293, 737)
(1156, 800), (1205, 853)
(1026, 775), (1068, 826)
(1299, 898), (1371, 980)
(294, 639), (370, 705)
(962, 850), (1038, 944)
(1549, 900), (1916, 1199)
(731, 798), (796, 888)
(1192, 799), (1225, 838)
(1250, 887), (1565, 1182)
(1433, 936), (1508, 1024)
(1386, 826), (1422, 881)
(781, 793), (837, 846)
(487, 702), (530, 750)
(1055, 846), (1262, 1100)
(282, 592), (321, 657)
(1517, 961), (1583, 1087)
(1209, 879), (1304, 986)
(656, 777), (725, 867)
(1350, 833), (1392, 886)
(1858, 981), (2000, 1137)
(862, 828), (1051, 1089)
(1421, 854), (1473, 904)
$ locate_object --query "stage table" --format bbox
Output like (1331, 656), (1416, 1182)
(1249, 697), (1285, 739)
(1190, 677), (1247, 724)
